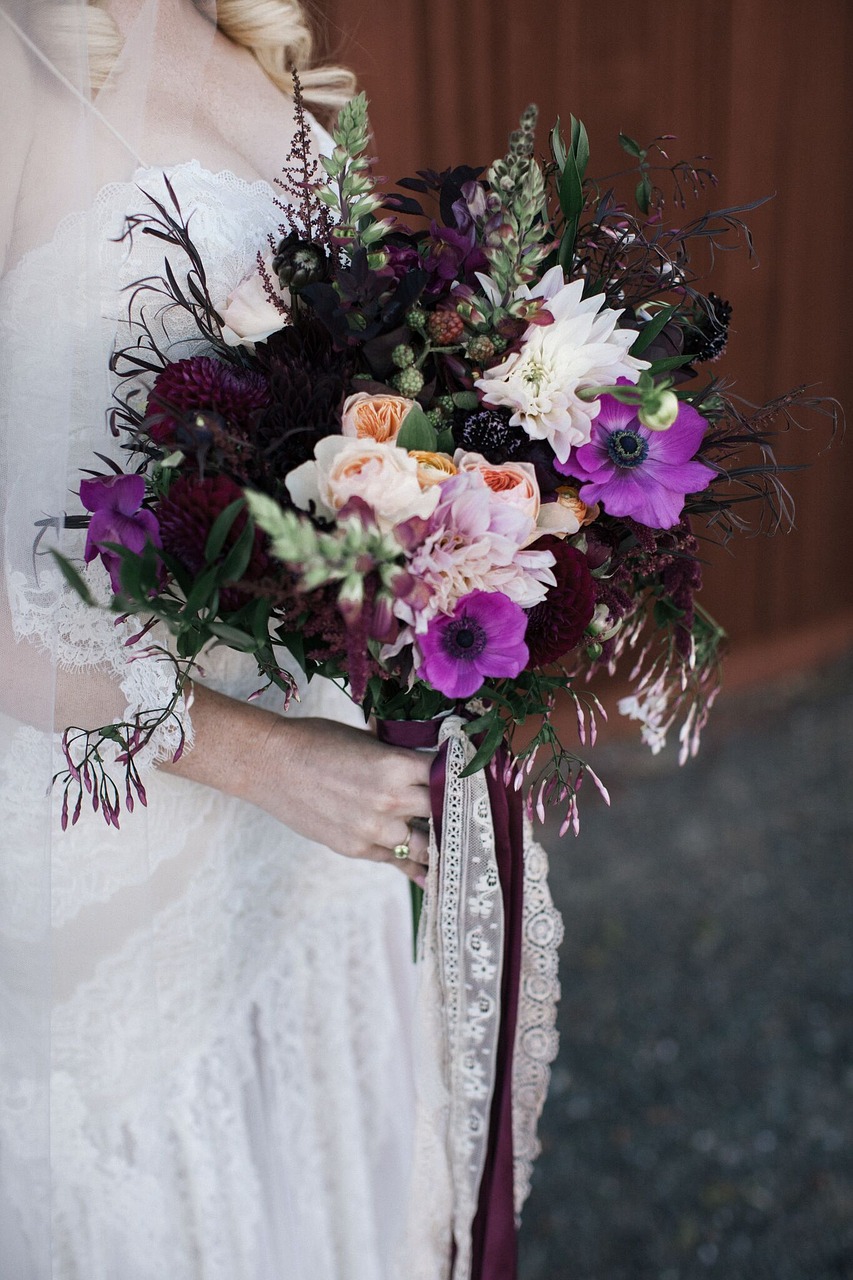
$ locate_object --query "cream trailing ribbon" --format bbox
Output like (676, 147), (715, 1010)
(399, 716), (563, 1280)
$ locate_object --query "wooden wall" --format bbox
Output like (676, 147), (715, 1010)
(319, 0), (853, 669)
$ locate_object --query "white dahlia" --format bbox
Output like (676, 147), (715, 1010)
(475, 266), (649, 464)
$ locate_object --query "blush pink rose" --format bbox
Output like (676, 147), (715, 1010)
(218, 255), (290, 347)
(286, 436), (440, 529)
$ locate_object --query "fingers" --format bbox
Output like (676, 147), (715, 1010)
(394, 857), (427, 888)
(404, 823), (430, 866)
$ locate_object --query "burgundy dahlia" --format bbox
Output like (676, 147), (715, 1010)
(524, 536), (596, 668)
(147, 357), (270, 445)
(157, 473), (268, 610)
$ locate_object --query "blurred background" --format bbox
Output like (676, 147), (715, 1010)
(318, 3), (853, 1275)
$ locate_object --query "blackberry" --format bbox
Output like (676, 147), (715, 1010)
(453, 407), (525, 463)
(689, 293), (732, 363)
(394, 366), (425, 396)
(466, 334), (496, 365)
(427, 308), (465, 346)
(391, 344), (416, 369)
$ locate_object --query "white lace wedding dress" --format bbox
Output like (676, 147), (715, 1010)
(0, 158), (419, 1280)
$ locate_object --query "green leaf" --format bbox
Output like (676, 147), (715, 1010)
(184, 563), (220, 616)
(217, 517), (255, 585)
(629, 304), (679, 357)
(460, 716), (506, 778)
(571, 115), (590, 180)
(206, 621), (258, 652)
(550, 117), (567, 172)
(276, 627), (306, 672)
(558, 150), (583, 221)
(635, 176), (652, 215)
(452, 391), (479, 411)
(396, 404), (438, 452)
(117, 549), (143, 601)
(436, 427), (456, 454)
(646, 354), (694, 375)
(251, 597), (272, 647)
(619, 133), (643, 159)
(51, 551), (95, 607)
(558, 221), (578, 272)
(205, 498), (245, 564)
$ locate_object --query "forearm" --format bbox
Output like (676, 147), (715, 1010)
(162, 681), (283, 807)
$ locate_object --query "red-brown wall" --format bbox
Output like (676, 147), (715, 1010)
(319, 0), (853, 671)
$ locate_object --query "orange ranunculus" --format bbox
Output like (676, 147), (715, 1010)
(535, 486), (600, 538)
(409, 450), (458, 488)
(341, 392), (415, 443)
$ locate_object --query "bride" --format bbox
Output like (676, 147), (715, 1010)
(0, 2), (434, 1276)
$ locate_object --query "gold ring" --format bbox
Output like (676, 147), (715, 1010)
(393, 820), (413, 860)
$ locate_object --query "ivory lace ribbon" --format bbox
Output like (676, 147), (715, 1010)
(378, 715), (562, 1280)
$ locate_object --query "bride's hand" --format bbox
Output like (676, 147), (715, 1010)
(166, 684), (432, 884)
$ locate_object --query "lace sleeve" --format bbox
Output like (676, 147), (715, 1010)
(0, 162), (293, 784)
(5, 562), (192, 774)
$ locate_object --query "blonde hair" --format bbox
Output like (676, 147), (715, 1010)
(45, 0), (354, 110)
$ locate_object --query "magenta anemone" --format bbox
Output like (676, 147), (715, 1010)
(419, 589), (529, 699)
(557, 388), (717, 529)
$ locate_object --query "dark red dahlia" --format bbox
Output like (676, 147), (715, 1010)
(147, 357), (270, 445)
(157, 473), (268, 611)
(524, 536), (596, 668)
(251, 320), (348, 490)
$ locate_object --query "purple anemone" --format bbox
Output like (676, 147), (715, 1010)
(419, 589), (529, 700)
(557, 388), (717, 529)
(81, 473), (161, 594)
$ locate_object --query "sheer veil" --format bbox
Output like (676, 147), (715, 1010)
(0, 4), (351, 1273)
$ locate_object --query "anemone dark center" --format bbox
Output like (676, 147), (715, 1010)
(443, 617), (488, 661)
(607, 428), (649, 469)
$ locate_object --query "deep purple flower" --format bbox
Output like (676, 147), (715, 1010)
(384, 240), (423, 287)
(157, 473), (268, 611)
(81, 474), (161, 594)
(523, 536), (596, 668)
(423, 216), (487, 288)
(557, 389), (716, 529)
(419, 589), (529, 699)
(147, 356), (270, 445)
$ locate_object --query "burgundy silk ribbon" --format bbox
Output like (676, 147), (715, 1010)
(376, 719), (522, 1280)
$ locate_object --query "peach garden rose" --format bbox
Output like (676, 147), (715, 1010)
(454, 450), (540, 524)
(341, 392), (416, 443)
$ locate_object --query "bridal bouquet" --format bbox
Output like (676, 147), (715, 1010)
(56, 86), (803, 832)
(54, 78), (823, 1278)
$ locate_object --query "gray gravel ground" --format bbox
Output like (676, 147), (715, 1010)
(518, 650), (853, 1280)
